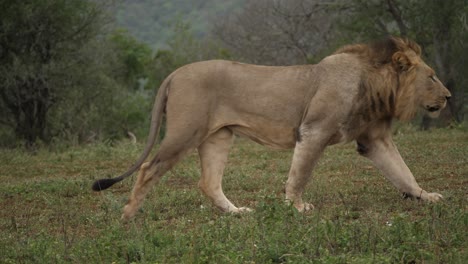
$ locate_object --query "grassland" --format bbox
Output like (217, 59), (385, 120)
(0, 127), (466, 263)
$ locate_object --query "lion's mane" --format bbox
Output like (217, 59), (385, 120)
(335, 37), (422, 122)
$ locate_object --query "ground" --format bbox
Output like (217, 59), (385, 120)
(0, 126), (466, 263)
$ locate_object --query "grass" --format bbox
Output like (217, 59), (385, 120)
(0, 127), (466, 263)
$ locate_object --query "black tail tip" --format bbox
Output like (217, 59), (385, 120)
(92, 178), (120, 191)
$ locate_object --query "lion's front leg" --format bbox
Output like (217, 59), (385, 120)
(357, 134), (443, 202)
(285, 130), (328, 212)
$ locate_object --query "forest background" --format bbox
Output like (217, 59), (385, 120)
(0, 0), (466, 148)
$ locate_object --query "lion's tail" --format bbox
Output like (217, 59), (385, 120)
(91, 75), (172, 191)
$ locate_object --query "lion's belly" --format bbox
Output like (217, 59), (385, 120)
(229, 123), (297, 149)
(211, 103), (302, 149)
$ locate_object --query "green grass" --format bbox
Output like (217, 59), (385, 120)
(0, 128), (467, 263)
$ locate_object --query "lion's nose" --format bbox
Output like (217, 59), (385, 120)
(445, 90), (452, 100)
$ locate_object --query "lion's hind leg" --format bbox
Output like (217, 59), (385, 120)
(122, 146), (190, 221)
(198, 128), (252, 213)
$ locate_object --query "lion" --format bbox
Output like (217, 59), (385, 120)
(92, 36), (451, 220)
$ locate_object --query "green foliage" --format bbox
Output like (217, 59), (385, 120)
(0, 128), (466, 263)
(0, 0), (108, 146)
(109, 29), (153, 90)
(0, 0), (157, 147)
(99, 89), (153, 142)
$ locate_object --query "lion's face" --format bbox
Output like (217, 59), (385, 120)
(412, 62), (451, 118)
(391, 43), (452, 121)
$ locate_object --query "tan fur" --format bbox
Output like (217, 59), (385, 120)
(106, 37), (451, 220)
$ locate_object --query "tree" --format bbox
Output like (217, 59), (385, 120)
(0, 0), (111, 147)
(213, 0), (336, 65)
(109, 29), (153, 90)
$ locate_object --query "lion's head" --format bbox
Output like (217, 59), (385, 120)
(336, 36), (452, 121)
(390, 37), (452, 120)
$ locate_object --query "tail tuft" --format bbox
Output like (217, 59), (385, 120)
(92, 178), (121, 191)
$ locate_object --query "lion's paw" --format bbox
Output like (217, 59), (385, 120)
(424, 192), (443, 202)
(294, 202), (315, 212)
(285, 199), (315, 212)
(231, 207), (253, 213)
(121, 203), (138, 222)
(303, 202), (315, 211)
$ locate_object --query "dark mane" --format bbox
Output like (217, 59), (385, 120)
(334, 36), (422, 68)
(334, 36), (423, 122)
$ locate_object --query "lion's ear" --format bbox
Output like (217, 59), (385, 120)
(392, 51), (412, 72)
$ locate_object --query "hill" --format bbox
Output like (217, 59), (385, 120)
(116, 0), (245, 49)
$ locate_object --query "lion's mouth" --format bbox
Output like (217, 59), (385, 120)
(426, 106), (440, 112)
